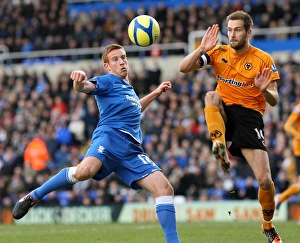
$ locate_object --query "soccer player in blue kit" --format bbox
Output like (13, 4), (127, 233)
(13, 43), (180, 243)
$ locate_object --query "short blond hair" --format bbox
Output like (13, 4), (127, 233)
(101, 44), (125, 63)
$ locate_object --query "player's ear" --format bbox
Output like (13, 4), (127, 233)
(247, 29), (252, 39)
(103, 63), (111, 72)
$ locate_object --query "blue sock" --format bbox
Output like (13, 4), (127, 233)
(156, 204), (180, 243)
(31, 168), (73, 200)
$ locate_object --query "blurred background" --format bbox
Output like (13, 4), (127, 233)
(0, 0), (300, 224)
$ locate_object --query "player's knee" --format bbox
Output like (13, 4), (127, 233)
(205, 91), (220, 106)
(167, 185), (174, 195)
(257, 176), (272, 190)
(158, 183), (174, 196)
(75, 165), (93, 181)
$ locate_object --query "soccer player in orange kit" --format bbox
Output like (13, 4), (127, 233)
(179, 10), (282, 243)
(276, 103), (300, 215)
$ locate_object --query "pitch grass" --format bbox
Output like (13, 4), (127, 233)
(1, 221), (300, 243)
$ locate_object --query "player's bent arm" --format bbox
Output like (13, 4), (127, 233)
(70, 70), (96, 94)
(261, 80), (279, 107)
(73, 80), (96, 94)
(140, 81), (171, 112)
(179, 24), (219, 73)
(179, 48), (206, 73)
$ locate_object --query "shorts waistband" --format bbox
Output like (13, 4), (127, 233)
(112, 128), (141, 145)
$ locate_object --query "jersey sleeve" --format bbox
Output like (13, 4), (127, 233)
(198, 53), (211, 68)
(262, 52), (280, 81)
(199, 45), (224, 68)
(88, 75), (113, 96)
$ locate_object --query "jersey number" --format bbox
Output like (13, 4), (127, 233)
(254, 128), (264, 140)
(138, 154), (153, 164)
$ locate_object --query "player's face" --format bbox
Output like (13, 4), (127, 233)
(105, 48), (129, 79)
(227, 20), (249, 50)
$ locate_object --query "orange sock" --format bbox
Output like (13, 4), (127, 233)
(278, 183), (300, 202)
(204, 106), (226, 145)
(258, 182), (275, 229)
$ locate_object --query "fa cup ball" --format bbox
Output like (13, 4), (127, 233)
(128, 15), (160, 47)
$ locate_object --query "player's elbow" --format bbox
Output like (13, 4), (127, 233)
(178, 62), (190, 73)
(179, 66), (185, 73)
(268, 100), (278, 107)
(267, 94), (279, 107)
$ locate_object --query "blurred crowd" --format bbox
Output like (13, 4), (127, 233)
(0, 0), (300, 57)
(1, 0), (300, 208)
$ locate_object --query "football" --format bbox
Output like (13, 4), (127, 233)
(128, 15), (160, 47)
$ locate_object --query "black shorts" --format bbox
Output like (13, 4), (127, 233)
(223, 103), (267, 159)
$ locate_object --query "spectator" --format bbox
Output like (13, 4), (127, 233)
(0, 146), (19, 177)
(23, 134), (50, 174)
(68, 113), (86, 145)
(55, 120), (73, 146)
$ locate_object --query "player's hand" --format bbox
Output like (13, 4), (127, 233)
(254, 68), (273, 92)
(157, 81), (172, 94)
(70, 70), (93, 93)
(199, 24), (219, 52)
(70, 70), (88, 83)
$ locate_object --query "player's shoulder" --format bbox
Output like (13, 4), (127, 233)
(88, 74), (117, 92)
(210, 45), (230, 53)
(89, 74), (115, 83)
(249, 46), (272, 59)
(207, 45), (229, 59)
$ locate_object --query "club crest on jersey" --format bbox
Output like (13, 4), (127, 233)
(97, 145), (104, 153)
(244, 62), (252, 70)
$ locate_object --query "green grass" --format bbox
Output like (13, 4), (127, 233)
(1, 221), (299, 243)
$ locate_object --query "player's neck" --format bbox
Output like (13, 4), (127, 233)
(232, 43), (250, 55)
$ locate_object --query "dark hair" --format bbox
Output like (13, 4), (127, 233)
(101, 43), (125, 63)
(226, 10), (253, 32)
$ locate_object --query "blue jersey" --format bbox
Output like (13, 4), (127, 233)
(85, 74), (161, 189)
(88, 74), (143, 143)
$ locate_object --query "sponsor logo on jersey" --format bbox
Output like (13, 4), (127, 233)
(126, 95), (141, 108)
(217, 74), (254, 88)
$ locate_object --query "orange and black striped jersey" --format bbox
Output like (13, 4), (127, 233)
(284, 103), (300, 156)
(199, 45), (280, 115)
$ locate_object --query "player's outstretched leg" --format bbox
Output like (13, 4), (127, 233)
(261, 225), (282, 243)
(212, 140), (231, 172)
(12, 167), (78, 220)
